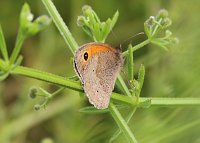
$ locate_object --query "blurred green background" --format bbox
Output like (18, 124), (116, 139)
(1, 0), (200, 143)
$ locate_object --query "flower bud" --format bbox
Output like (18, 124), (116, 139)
(34, 104), (41, 111)
(146, 16), (155, 26)
(82, 5), (92, 16)
(77, 16), (85, 27)
(41, 138), (54, 143)
(162, 18), (172, 28)
(165, 30), (172, 37)
(157, 9), (168, 19)
(171, 37), (179, 45)
(28, 87), (37, 99)
(20, 3), (51, 37)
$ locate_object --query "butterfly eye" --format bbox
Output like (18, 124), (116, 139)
(84, 52), (88, 61)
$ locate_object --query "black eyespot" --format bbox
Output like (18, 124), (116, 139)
(97, 90), (99, 93)
(84, 52), (88, 61)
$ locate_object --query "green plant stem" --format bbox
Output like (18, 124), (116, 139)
(151, 18), (162, 37)
(41, 87), (66, 108)
(42, 0), (78, 54)
(10, 66), (82, 91)
(6, 65), (200, 107)
(109, 107), (137, 142)
(122, 39), (150, 57)
(9, 30), (25, 65)
(140, 97), (200, 107)
(117, 74), (132, 97)
(109, 103), (138, 143)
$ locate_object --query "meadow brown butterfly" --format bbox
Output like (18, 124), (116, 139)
(74, 42), (123, 109)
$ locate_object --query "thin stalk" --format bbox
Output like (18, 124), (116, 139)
(122, 39), (150, 57)
(151, 18), (162, 37)
(10, 66), (82, 91)
(139, 97), (200, 107)
(9, 30), (25, 65)
(50, 87), (65, 99)
(40, 87), (66, 108)
(117, 74), (132, 97)
(109, 107), (137, 142)
(42, 0), (78, 54)
(109, 103), (138, 143)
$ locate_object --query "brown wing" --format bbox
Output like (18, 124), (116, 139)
(82, 50), (123, 109)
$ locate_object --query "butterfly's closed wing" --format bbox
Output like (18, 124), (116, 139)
(74, 43), (123, 109)
(83, 50), (122, 109)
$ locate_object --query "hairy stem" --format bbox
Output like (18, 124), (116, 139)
(9, 30), (25, 65)
(109, 103), (138, 143)
(8, 65), (200, 107)
(42, 0), (78, 54)
(122, 39), (150, 57)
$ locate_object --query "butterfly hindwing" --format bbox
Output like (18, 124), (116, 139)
(82, 50), (122, 109)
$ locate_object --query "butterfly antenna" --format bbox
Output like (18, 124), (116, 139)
(121, 32), (145, 47)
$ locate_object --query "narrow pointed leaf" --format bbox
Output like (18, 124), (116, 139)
(0, 25), (8, 61)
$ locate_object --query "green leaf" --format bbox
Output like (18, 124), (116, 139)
(0, 25), (8, 61)
(79, 92), (85, 98)
(100, 22), (107, 41)
(93, 23), (101, 42)
(138, 64), (145, 92)
(77, 6), (119, 43)
(20, 3), (33, 35)
(0, 72), (9, 81)
(79, 106), (109, 114)
(14, 55), (23, 67)
(151, 40), (169, 51)
(82, 25), (93, 38)
(110, 11), (119, 30)
(117, 74), (132, 97)
(144, 22), (151, 38)
(127, 44), (134, 81)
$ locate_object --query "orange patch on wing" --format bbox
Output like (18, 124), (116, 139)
(82, 44), (116, 66)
